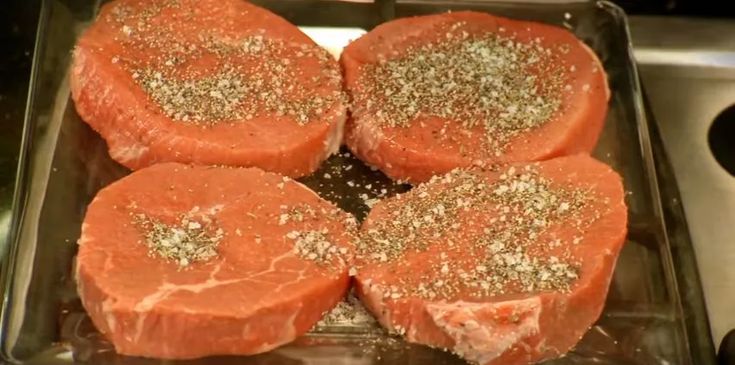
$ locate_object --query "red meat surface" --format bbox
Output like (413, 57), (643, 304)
(71, 0), (346, 177)
(76, 163), (356, 359)
(354, 155), (627, 365)
(342, 11), (609, 183)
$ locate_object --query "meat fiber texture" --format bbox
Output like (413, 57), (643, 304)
(76, 163), (357, 359)
(341, 11), (610, 183)
(354, 155), (627, 365)
(71, 0), (346, 178)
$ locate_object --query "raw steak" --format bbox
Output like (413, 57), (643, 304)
(71, 0), (346, 178)
(341, 11), (609, 183)
(76, 163), (356, 359)
(353, 155), (627, 365)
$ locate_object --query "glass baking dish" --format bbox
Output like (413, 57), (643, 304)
(0, 0), (715, 364)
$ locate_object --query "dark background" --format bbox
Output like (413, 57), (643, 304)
(617, 0), (735, 15)
(1, 0), (40, 206)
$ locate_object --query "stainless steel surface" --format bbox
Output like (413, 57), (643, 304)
(0, 1), (712, 364)
(630, 15), (735, 349)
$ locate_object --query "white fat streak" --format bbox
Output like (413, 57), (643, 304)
(130, 264), (233, 343)
(359, 279), (395, 331)
(88, 55), (151, 166)
(322, 103), (347, 157)
(241, 322), (252, 339)
(74, 263), (84, 295)
(426, 297), (543, 364)
(131, 312), (148, 344)
(291, 180), (323, 201)
(102, 253), (114, 272)
(129, 251), (302, 344)
(244, 306), (302, 354)
(249, 341), (274, 354)
(109, 140), (149, 163)
(133, 264), (227, 312)
(284, 304), (302, 340)
(78, 224), (92, 245)
(102, 297), (117, 333)
(352, 117), (385, 154)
